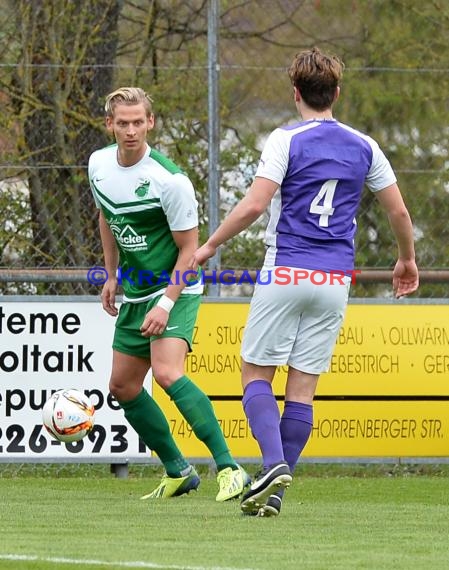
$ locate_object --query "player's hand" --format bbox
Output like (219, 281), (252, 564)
(191, 243), (217, 270)
(392, 259), (419, 298)
(140, 306), (169, 337)
(101, 279), (118, 316)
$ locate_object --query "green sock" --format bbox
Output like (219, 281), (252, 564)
(166, 375), (237, 472)
(119, 388), (190, 477)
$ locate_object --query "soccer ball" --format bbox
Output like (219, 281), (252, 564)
(42, 389), (95, 443)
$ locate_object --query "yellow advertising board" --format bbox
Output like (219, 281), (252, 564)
(154, 302), (449, 458)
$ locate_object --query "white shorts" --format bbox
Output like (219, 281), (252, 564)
(241, 266), (351, 374)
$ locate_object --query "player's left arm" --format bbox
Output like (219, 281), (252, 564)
(141, 172), (200, 337)
(140, 227), (198, 337)
(166, 227), (199, 302)
(375, 183), (419, 297)
(367, 140), (419, 298)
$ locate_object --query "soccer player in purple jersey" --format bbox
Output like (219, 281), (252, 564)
(193, 47), (419, 516)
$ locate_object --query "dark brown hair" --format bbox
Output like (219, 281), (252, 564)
(288, 47), (344, 111)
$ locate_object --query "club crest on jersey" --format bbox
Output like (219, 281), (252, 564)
(135, 179), (150, 198)
(110, 223), (148, 252)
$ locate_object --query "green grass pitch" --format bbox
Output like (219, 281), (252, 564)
(1, 463), (449, 570)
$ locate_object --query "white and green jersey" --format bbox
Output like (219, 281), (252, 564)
(88, 143), (203, 302)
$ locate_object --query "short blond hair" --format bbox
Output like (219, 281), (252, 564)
(105, 87), (153, 117)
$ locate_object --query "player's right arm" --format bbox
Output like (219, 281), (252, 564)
(193, 128), (286, 268)
(193, 177), (279, 267)
(375, 183), (419, 298)
(99, 210), (119, 316)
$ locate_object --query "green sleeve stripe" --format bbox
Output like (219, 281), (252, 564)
(150, 148), (183, 174)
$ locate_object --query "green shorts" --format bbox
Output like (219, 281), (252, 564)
(113, 294), (201, 358)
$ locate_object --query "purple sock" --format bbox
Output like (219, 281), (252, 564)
(280, 400), (313, 472)
(242, 380), (284, 469)
(272, 401), (313, 499)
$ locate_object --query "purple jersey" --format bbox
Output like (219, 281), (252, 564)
(256, 119), (396, 272)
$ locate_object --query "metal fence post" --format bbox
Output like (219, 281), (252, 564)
(207, 0), (221, 297)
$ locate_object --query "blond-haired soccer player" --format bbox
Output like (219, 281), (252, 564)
(193, 48), (418, 516)
(88, 87), (249, 501)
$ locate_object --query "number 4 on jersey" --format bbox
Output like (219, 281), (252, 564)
(309, 179), (338, 227)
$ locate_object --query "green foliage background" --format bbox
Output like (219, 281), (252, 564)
(0, 0), (448, 296)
